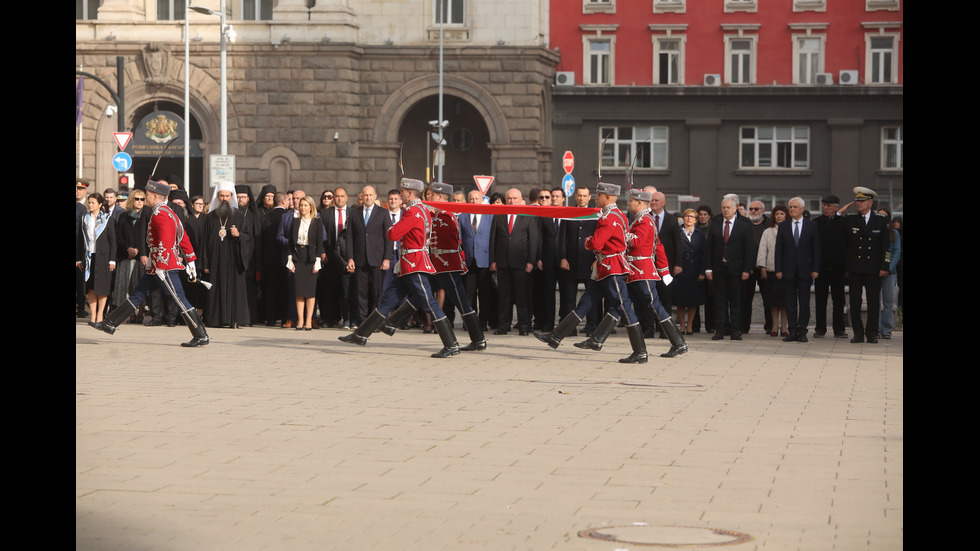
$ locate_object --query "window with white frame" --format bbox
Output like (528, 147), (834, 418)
(724, 0), (758, 14)
(654, 38), (684, 84)
(599, 126), (669, 170)
(586, 39), (613, 85)
(794, 0), (826, 12)
(866, 0), (900, 11)
(76, 0), (101, 19)
(726, 37), (756, 84)
(867, 34), (899, 84)
(157, 0), (187, 20)
(881, 126), (903, 170)
(654, 0), (686, 13)
(435, 0), (465, 25)
(241, 0), (273, 20)
(583, 0), (615, 14)
(740, 126), (810, 169)
(794, 36), (825, 84)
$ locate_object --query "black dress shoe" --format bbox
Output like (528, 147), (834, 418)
(519, 328), (529, 336)
(711, 331), (725, 341)
(730, 331), (742, 340)
(813, 331), (826, 338)
(834, 332), (849, 338)
(144, 318), (164, 327)
(850, 336), (864, 344)
(782, 334), (797, 342)
(493, 328), (510, 335)
(797, 334), (808, 342)
(866, 336), (878, 344)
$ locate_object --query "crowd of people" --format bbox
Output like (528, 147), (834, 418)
(77, 176), (903, 352)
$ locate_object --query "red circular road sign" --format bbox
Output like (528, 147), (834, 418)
(562, 151), (574, 174)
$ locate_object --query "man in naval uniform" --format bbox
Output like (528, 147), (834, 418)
(834, 186), (891, 343)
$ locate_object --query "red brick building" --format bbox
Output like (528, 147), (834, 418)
(549, 0), (903, 213)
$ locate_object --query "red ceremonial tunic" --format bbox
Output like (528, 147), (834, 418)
(147, 203), (196, 275)
(625, 210), (670, 283)
(429, 209), (467, 274)
(388, 200), (436, 275)
(584, 205), (631, 280)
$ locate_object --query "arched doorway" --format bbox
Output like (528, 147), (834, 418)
(127, 100), (206, 197)
(398, 94), (491, 191)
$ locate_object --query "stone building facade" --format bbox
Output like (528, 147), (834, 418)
(76, 0), (557, 200)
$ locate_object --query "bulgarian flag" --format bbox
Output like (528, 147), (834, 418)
(423, 201), (600, 220)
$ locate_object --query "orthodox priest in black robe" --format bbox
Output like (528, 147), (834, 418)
(201, 181), (253, 328)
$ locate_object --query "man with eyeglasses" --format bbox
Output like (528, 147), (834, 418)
(743, 200), (770, 335)
(532, 188), (558, 332)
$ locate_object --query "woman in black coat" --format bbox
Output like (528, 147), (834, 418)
(77, 193), (116, 326)
(672, 208), (707, 335)
(287, 196), (325, 330)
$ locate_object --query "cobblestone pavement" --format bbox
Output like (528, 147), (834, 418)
(76, 318), (902, 551)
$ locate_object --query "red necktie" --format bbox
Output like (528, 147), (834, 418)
(338, 208), (344, 233)
(508, 214), (514, 234)
(723, 220), (730, 261)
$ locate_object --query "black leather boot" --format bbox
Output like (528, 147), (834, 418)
(181, 310), (210, 347)
(381, 301), (417, 336)
(92, 299), (136, 336)
(534, 311), (581, 349)
(619, 323), (649, 364)
(339, 309), (387, 346)
(460, 311), (487, 351)
(574, 313), (617, 351)
(431, 316), (461, 358)
(658, 317), (688, 358)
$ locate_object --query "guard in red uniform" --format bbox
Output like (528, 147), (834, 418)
(339, 178), (462, 358)
(382, 182), (487, 351)
(92, 179), (209, 347)
(534, 182), (648, 363)
(624, 188), (688, 357)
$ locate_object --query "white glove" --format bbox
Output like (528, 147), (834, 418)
(661, 274), (674, 286)
(286, 255), (295, 272)
(185, 261), (197, 280)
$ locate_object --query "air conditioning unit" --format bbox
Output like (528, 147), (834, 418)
(704, 73), (722, 86)
(839, 70), (858, 85)
(815, 73), (833, 85)
(555, 71), (576, 86)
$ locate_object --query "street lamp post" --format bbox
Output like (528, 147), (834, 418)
(185, 2), (234, 193)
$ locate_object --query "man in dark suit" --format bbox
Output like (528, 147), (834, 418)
(835, 187), (892, 344)
(319, 187), (352, 327)
(558, 187), (599, 336)
(775, 197), (821, 342)
(744, 200), (770, 334)
(813, 195), (848, 338)
(705, 196), (755, 340)
(649, 190), (681, 337)
(344, 185), (393, 326)
(460, 189), (495, 329)
(489, 188), (539, 335)
(533, 189), (559, 332)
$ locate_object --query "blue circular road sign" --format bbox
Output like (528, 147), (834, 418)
(113, 152), (133, 172)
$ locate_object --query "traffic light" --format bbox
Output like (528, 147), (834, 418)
(118, 172), (134, 191)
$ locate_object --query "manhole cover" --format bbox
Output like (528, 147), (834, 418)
(578, 524), (752, 547)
